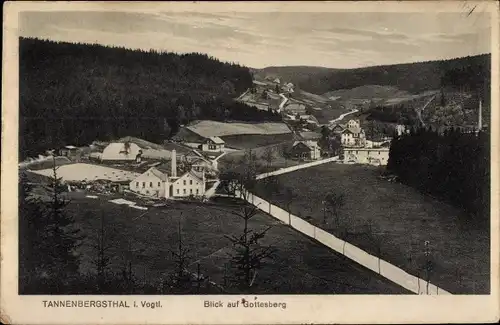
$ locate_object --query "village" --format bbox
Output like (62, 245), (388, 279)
(16, 19), (490, 298)
(22, 76), (399, 209)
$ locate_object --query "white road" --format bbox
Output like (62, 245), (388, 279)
(214, 157), (451, 295)
(275, 93), (289, 113)
(329, 108), (359, 124)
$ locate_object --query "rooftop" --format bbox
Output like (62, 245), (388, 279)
(208, 136), (225, 144)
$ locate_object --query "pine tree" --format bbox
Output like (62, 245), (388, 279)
(44, 158), (84, 289)
(162, 214), (193, 294)
(19, 159), (84, 293)
(225, 201), (274, 292)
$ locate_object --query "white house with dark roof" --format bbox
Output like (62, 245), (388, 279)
(346, 119), (361, 129)
(341, 127), (366, 147)
(171, 169), (205, 198)
(201, 136), (225, 152)
(129, 166), (169, 197)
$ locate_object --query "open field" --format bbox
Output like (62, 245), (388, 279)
(186, 120), (292, 138)
(253, 163), (490, 294)
(30, 163), (140, 182)
(324, 85), (411, 101)
(220, 133), (294, 150)
(218, 142), (302, 174)
(308, 100), (350, 124)
(65, 193), (407, 294)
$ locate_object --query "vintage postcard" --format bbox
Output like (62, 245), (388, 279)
(1, 1), (499, 324)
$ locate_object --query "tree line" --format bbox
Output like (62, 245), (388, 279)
(298, 54), (491, 98)
(387, 127), (490, 225)
(19, 38), (280, 159)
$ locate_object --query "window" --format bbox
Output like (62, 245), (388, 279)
(196, 189), (199, 194)
(142, 182), (145, 188)
(146, 190), (149, 194)
(177, 189), (179, 194)
(149, 182), (153, 187)
(136, 182), (139, 187)
(189, 180), (193, 185)
(183, 189), (186, 194)
(190, 189), (193, 194)
(183, 180), (186, 186)
(158, 182), (161, 187)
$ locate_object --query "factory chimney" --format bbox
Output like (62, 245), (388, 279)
(171, 149), (177, 178)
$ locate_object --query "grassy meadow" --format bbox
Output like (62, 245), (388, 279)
(253, 163), (490, 294)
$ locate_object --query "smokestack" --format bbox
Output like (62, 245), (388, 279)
(171, 149), (177, 178)
(478, 97), (483, 131)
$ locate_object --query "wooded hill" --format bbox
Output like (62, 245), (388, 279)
(257, 54), (491, 101)
(20, 38), (281, 159)
(252, 66), (336, 85)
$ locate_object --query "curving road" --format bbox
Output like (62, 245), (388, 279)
(329, 108), (359, 124)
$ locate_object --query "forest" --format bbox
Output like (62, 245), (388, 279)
(297, 54), (491, 100)
(19, 38), (280, 159)
(387, 127), (490, 225)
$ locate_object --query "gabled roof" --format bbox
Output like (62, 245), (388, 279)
(342, 127), (363, 135)
(207, 136), (225, 144)
(148, 167), (168, 182)
(293, 140), (320, 150)
(189, 169), (204, 182)
(172, 170), (204, 184)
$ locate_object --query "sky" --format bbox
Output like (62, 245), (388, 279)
(19, 9), (491, 69)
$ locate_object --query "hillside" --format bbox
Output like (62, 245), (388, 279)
(255, 55), (490, 102)
(19, 38), (281, 159)
(252, 66), (336, 86)
(299, 55), (491, 99)
(324, 85), (411, 101)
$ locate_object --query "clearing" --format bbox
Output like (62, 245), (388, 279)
(67, 193), (408, 294)
(185, 120), (292, 138)
(220, 133), (294, 150)
(253, 163), (490, 294)
(29, 163), (140, 182)
(323, 85), (410, 101)
(218, 142), (302, 174)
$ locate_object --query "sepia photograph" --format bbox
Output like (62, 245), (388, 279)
(2, 1), (499, 324)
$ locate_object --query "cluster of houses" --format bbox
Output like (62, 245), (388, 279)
(129, 149), (207, 199)
(329, 119), (391, 166)
(51, 134), (231, 200)
(265, 76), (294, 94)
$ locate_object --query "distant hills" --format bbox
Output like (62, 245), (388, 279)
(255, 54), (491, 103)
(252, 66), (336, 85)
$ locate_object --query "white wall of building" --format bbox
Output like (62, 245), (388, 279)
(129, 171), (169, 198)
(171, 173), (205, 197)
(343, 148), (390, 166)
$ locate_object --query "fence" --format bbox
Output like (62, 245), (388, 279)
(236, 190), (451, 295)
(256, 156), (339, 180)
